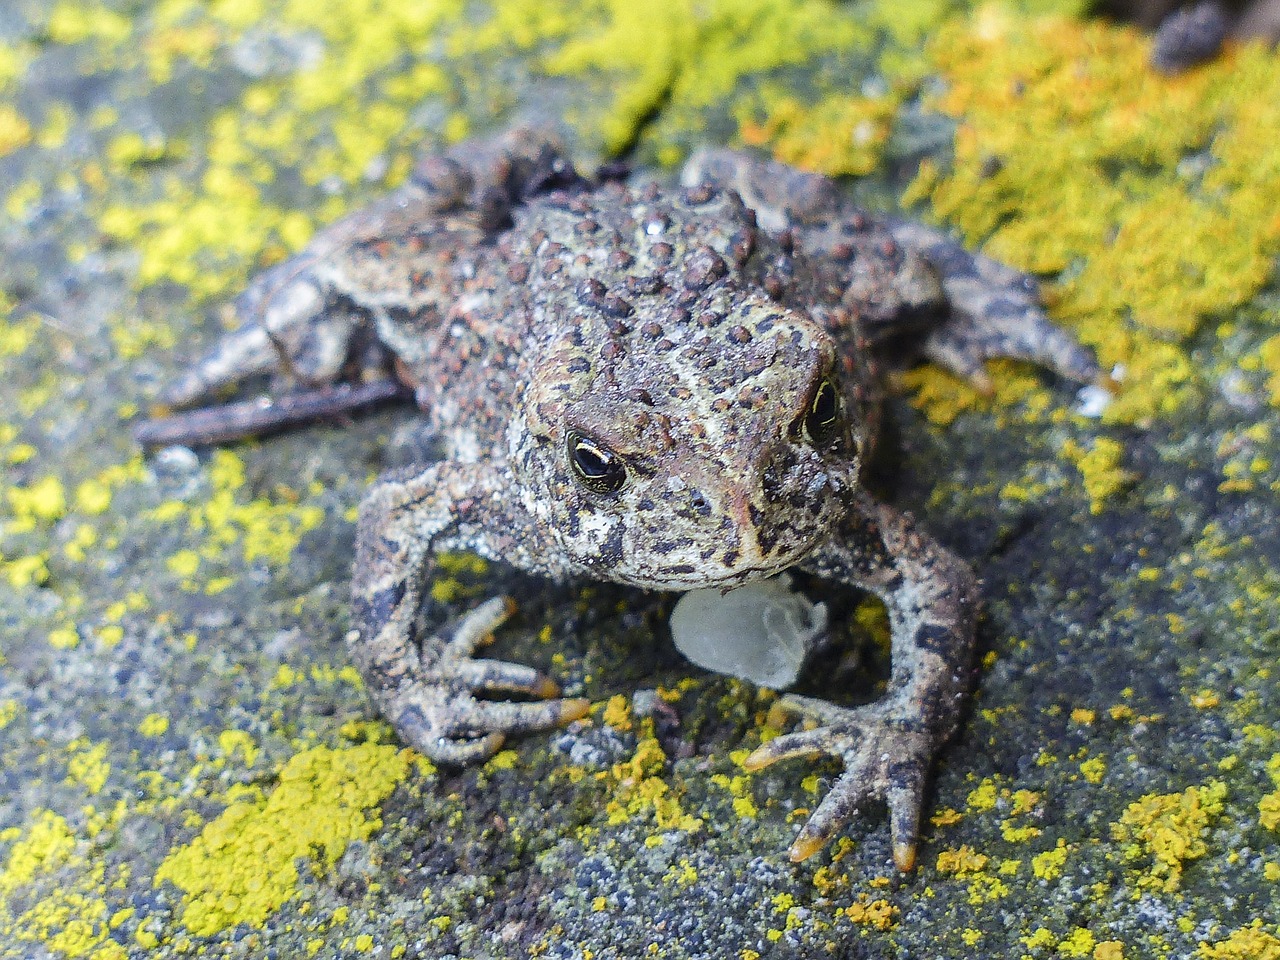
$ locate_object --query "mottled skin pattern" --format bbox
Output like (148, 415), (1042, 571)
(160, 127), (1098, 871)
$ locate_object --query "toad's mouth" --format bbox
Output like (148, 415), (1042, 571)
(611, 537), (826, 593)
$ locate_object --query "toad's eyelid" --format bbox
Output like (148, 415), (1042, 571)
(561, 411), (646, 460)
(796, 348), (836, 406)
(791, 361), (835, 429)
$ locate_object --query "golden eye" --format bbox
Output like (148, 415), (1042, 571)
(566, 431), (627, 494)
(803, 378), (841, 447)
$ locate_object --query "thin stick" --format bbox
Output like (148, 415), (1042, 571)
(134, 380), (412, 448)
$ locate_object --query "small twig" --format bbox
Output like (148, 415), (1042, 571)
(134, 379), (412, 448)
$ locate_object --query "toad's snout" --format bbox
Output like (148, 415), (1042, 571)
(670, 441), (839, 571)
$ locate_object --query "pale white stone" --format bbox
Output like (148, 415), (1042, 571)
(669, 575), (827, 689)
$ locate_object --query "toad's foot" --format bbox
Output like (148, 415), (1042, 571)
(743, 692), (935, 871)
(382, 596), (590, 765)
(889, 221), (1101, 393)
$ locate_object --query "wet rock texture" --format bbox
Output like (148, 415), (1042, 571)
(0, 1), (1277, 957)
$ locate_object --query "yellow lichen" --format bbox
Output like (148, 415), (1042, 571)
(604, 720), (701, 833)
(217, 729), (259, 767)
(66, 741), (111, 795)
(1260, 334), (1280, 408)
(905, 9), (1280, 425)
(485, 749), (519, 772)
(48, 626), (80, 650)
(98, 0), (463, 299)
(739, 91), (898, 178)
(155, 743), (409, 936)
(601, 693), (633, 732)
(935, 844), (989, 875)
(1061, 438), (1133, 514)
(0, 306), (33, 360)
(0, 104), (32, 156)
(842, 894), (898, 931)
(46, 0), (133, 46)
(0, 810), (133, 958)
(145, 450), (325, 588)
(428, 551), (492, 603)
(965, 778), (999, 812)
(1112, 780), (1227, 891)
(86, 0), (981, 315)
(1079, 756), (1107, 784)
(1260, 754), (1280, 832)
(901, 359), (1048, 428)
(0, 811), (77, 895)
(1199, 923), (1280, 960)
(712, 765), (760, 820)
(1054, 929), (1097, 957)
(165, 549), (200, 578)
(1031, 839), (1069, 881)
(137, 714), (169, 737)
(5, 475), (67, 524)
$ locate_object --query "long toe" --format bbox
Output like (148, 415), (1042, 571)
(419, 731), (506, 766)
(451, 697), (590, 738)
(886, 763), (927, 872)
(455, 657), (561, 698)
(790, 772), (873, 862)
(442, 596), (517, 658)
(742, 727), (846, 771)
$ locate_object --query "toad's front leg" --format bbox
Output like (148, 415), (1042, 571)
(745, 490), (978, 871)
(351, 460), (589, 764)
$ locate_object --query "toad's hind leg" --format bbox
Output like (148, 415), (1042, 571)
(681, 148), (1100, 392)
(159, 260), (373, 408)
(888, 220), (1100, 391)
(161, 124), (580, 409)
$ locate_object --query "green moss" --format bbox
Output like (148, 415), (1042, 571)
(904, 10), (1280, 425)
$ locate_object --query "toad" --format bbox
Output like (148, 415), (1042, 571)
(153, 126), (1098, 870)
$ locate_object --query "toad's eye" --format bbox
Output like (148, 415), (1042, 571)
(802, 378), (842, 447)
(566, 431), (628, 494)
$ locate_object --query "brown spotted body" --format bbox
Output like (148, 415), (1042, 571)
(158, 127), (1098, 871)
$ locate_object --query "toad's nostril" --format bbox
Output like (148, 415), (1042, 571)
(689, 489), (711, 516)
(759, 443), (796, 503)
(761, 465), (783, 503)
